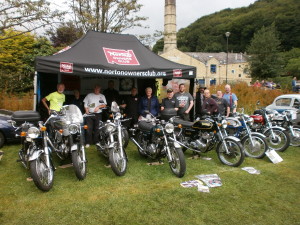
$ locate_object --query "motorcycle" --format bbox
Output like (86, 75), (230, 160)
(226, 110), (268, 159)
(270, 109), (300, 147)
(48, 105), (87, 180)
(250, 105), (290, 152)
(96, 102), (131, 176)
(130, 109), (186, 178)
(173, 115), (245, 167)
(10, 111), (54, 191)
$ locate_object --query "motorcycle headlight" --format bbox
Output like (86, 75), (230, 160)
(69, 124), (79, 134)
(106, 123), (115, 132)
(165, 123), (174, 134)
(27, 127), (40, 139)
(221, 120), (228, 128)
(115, 112), (122, 119)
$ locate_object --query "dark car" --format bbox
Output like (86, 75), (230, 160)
(0, 110), (19, 148)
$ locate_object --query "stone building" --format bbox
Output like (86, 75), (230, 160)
(160, 0), (251, 87)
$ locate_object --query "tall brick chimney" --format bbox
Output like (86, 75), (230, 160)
(163, 0), (177, 52)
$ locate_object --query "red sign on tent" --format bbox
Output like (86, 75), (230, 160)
(103, 47), (140, 66)
(173, 69), (182, 77)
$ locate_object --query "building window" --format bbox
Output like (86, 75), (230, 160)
(210, 64), (217, 73)
(239, 74), (241, 77)
(231, 69), (235, 74)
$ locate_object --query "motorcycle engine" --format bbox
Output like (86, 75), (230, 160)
(146, 143), (157, 155)
(190, 132), (213, 150)
(251, 123), (261, 130)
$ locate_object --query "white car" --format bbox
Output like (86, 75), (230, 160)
(266, 94), (300, 125)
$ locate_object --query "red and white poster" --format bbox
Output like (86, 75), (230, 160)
(60, 62), (73, 73)
(103, 47), (140, 66)
(173, 69), (182, 77)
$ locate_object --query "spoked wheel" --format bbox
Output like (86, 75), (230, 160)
(72, 145), (87, 180)
(109, 146), (127, 176)
(264, 129), (290, 152)
(217, 139), (245, 167)
(122, 129), (129, 149)
(30, 154), (54, 192)
(289, 126), (300, 147)
(168, 146), (186, 178)
(136, 132), (147, 157)
(241, 134), (268, 159)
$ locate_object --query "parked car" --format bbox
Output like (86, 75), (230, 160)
(0, 110), (19, 148)
(266, 94), (300, 125)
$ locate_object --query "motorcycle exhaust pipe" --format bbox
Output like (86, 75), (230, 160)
(130, 137), (145, 152)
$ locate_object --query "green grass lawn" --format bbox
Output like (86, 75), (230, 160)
(0, 142), (299, 225)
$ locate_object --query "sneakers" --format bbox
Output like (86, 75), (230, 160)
(85, 144), (90, 148)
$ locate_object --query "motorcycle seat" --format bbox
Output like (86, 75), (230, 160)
(173, 118), (194, 128)
(138, 121), (154, 131)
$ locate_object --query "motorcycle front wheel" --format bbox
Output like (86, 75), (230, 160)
(241, 134), (268, 159)
(109, 147), (127, 176)
(122, 129), (129, 149)
(168, 146), (186, 178)
(30, 153), (54, 192)
(264, 129), (290, 152)
(289, 126), (300, 147)
(72, 146), (87, 180)
(216, 139), (245, 167)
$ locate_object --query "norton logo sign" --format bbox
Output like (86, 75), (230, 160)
(60, 62), (73, 73)
(103, 47), (140, 66)
(173, 69), (182, 77)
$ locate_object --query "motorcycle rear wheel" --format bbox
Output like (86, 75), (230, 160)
(30, 154), (54, 192)
(217, 139), (245, 167)
(241, 134), (268, 159)
(168, 146), (186, 178)
(72, 146), (87, 180)
(109, 147), (127, 176)
(289, 126), (300, 147)
(264, 129), (290, 152)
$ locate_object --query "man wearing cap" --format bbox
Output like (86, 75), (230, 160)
(161, 88), (179, 111)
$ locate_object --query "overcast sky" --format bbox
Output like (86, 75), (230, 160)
(125, 0), (258, 36)
(53, 0), (257, 36)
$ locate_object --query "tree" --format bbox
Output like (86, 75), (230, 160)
(47, 21), (84, 48)
(246, 24), (283, 79)
(0, 0), (65, 40)
(0, 30), (55, 93)
(69, 0), (147, 33)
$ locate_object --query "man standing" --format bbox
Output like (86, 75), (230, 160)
(195, 85), (206, 118)
(223, 84), (238, 115)
(292, 77), (297, 92)
(161, 88), (179, 111)
(70, 89), (85, 114)
(139, 87), (159, 117)
(103, 80), (119, 107)
(83, 84), (107, 148)
(120, 87), (140, 127)
(174, 83), (194, 121)
(202, 89), (218, 115)
(215, 91), (230, 117)
(42, 83), (65, 115)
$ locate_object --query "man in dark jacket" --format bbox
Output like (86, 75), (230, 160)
(120, 87), (140, 127)
(202, 89), (218, 115)
(195, 85), (206, 118)
(139, 87), (159, 117)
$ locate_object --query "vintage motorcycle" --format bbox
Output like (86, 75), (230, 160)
(250, 106), (290, 152)
(48, 105), (87, 180)
(10, 111), (54, 191)
(96, 102), (131, 176)
(173, 115), (245, 167)
(226, 110), (268, 159)
(270, 109), (300, 147)
(130, 109), (186, 178)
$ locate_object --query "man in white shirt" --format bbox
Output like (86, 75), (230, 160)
(83, 84), (107, 148)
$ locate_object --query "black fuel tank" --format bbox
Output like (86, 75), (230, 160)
(192, 120), (213, 130)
